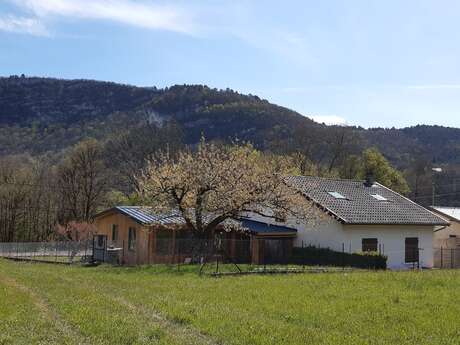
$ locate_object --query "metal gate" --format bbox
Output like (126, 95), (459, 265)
(93, 235), (107, 262)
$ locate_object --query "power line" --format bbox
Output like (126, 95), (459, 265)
(414, 191), (460, 199)
(414, 181), (460, 191)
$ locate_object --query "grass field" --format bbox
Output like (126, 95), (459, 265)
(1, 259), (460, 345)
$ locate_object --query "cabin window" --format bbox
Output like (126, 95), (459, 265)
(156, 230), (173, 255)
(111, 224), (119, 242)
(176, 230), (194, 255)
(128, 227), (136, 251)
(405, 237), (419, 263)
(362, 238), (378, 252)
(449, 235), (457, 238)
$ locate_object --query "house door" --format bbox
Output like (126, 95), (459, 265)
(405, 237), (419, 264)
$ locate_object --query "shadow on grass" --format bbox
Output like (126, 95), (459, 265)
(89, 263), (358, 277)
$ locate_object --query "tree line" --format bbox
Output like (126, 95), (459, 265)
(0, 120), (420, 242)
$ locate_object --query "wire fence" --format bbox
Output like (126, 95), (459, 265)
(1, 237), (446, 274)
(434, 247), (460, 269)
(89, 236), (389, 274)
(0, 240), (93, 264)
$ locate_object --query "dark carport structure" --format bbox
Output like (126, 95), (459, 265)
(240, 219), (297, 264)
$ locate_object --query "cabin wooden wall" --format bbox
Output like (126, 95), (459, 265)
(94, 212), (294, 265)
(94, 212), (150, 265)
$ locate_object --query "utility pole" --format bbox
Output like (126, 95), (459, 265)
(432, 167), (442, 206)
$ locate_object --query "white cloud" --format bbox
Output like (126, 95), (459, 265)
(4, 0), (312, 65)
(9, 0), (197, 34)
(0, 15), (48, 36)
(311, 115), (347, 126)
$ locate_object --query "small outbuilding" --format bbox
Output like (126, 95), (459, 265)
(431, 207), (460, 247)
(430, 207), (460, 268)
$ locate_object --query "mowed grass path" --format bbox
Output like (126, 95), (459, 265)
(1, 260), (460, 345)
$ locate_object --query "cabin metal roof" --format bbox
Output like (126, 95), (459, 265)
(113, 206), (186, 226)
(431, 206), (460, 222)
(285, 175), (449, 226)
(101, 206), (295, 234)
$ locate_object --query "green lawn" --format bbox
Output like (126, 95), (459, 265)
(1, 259), (460, 345)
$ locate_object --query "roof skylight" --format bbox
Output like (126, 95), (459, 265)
(328, 191), (347, 199)
(371, 194), (388, 201)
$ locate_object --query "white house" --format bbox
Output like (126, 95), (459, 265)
(246, 176), (449, 269)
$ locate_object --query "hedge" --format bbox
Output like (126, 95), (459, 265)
(291, 246), (387, 269)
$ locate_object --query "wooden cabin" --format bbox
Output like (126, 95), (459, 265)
(93, 206), (297, 265)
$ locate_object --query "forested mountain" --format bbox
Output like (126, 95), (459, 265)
(2, 75), (460, 207)
(2, 75), (460, 165)
(0, 76), (326, 156)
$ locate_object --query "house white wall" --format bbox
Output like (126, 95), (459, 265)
(244, 211), (435, 269)
(342, 224), (434, 269)
(291, 215), (345, 251)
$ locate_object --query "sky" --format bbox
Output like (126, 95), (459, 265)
(1, 0), (460, 128)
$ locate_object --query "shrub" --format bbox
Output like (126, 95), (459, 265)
(291, 246), (387, 269)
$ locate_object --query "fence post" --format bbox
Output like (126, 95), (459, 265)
(441, 246), (443, 268)
(263, 239), (266, 272)
(451, 248), (454, 269)
(177, 240), (180, 272)
(417, 248), (420, 270)
(342, 243), (345, 270)
(301, 240), (305, 270)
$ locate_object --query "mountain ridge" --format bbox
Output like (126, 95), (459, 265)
(1, 75), (460, 167)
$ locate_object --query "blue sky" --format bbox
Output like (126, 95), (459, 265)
(1, 0), (460, 128)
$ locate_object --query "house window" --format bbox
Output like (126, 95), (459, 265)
(111, 224), (119, 242)
(327, 191), (347, 199)
(362, 238), (378, 252)
(405, 237), (419, 263)
(449, 235), (457, 238)
(128, 227), (136, 251)
(371, 194), (388, 201)
(156, 230), (173, 255)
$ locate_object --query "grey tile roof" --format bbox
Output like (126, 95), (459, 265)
(285, 176), (449, 226)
